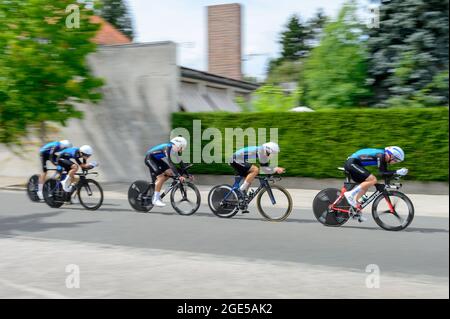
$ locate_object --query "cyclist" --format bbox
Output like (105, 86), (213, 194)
(145, 136), (188, 207)
(229, 142), (285, 197)
(38, 140), (73, 199)
(57, 145), (98, 192)
(344, 146), (408, 220)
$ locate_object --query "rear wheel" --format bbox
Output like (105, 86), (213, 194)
(256, 185), (293, 222)
(78, 179), (104, 211)
(208, 184), (239, 218)
(27, 174), (40, 202)
(170, 182), (201, 216)
(312, 188), (350, 227)
(43, 179), (64, 208)
(128, 180), (154, 212)
(372, 191), (414, 231)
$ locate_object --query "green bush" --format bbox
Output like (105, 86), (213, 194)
(172, 108), (449, 181)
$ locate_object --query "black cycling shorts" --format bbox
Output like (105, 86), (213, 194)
(344, 158), (372, 183)
(40, 153), (56, 172)
(145, 155), (170, 177)
(57, 158), (76, 172)
(230, 161), (253, 177)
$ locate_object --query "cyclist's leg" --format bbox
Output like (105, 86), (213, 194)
(230, 161), (255, 193)
(241, 165), (259, 192)
(38, 153), (49, 197)
(344, 159), (375, 206)
(58, 159), (78, 190)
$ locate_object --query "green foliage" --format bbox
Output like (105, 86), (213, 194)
(0, 0), (104, 144)
(367, 0), (449, 106)
(303, 1), (372, 109)
(266, 60), (303, 85)
(98, 0), (134, 40)
(280, 15), (310, 61)
(172, 108), (449, 181)
(236, 84), (301, 112)
(266, 9), (328, 77)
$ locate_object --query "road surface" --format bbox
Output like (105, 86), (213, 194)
(0, 186), (448, 299)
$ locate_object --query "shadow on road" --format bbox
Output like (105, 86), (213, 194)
(0, 211), (99, 237)
(342, 225), (449, 234)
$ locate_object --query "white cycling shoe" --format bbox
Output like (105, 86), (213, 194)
(344, 191), (358, 208)
(61, 178), (73, 193)
(37, 191), (44, 200)
(152, 199), (166, 207)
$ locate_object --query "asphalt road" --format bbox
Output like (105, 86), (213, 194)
(0, 188), (448, 298)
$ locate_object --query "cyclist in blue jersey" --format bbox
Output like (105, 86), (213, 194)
(145, 136), (188, 207)
(38, 140), (72, 199)
(344, 146), (408, 219)
(229, 142), (285, 196)
(57, 145), (98, 192)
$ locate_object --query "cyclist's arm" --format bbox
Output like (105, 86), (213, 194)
(377, 155), (396, 176)
(258, 149), (276, 174)
(49, 147), (58, 164)
(163, 146), (181, 177)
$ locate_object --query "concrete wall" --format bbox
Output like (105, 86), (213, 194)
(0, 42), (178, 183)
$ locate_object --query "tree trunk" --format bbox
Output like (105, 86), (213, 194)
(39, 121), (47, 143)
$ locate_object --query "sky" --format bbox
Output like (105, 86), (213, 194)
(126, 0), (368, 80)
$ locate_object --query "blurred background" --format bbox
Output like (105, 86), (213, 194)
(0, 0), (448, 182)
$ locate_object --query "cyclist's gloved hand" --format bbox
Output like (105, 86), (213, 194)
(396, 168), (408, 176)
(89, 161), (99, 168)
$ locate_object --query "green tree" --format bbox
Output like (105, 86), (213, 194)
(0, 0), (104, 144)
(367, 0), (449, 106)
(303, 1), (371, 109)
(236, 84), (302, 112)
(267, 14), (310, 75)
(266, 60), (303, 85)
(280, 15), (310, 61)
(306, 8), (328, 46)
(99, 0), (134, 40)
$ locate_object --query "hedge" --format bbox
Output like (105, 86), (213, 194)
(172, 108), (449, 181)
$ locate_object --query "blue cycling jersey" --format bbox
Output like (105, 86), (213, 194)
(59, 147), (81, 159)
(146, 143), (172, 159)
(40, 141), (63, 155)
(349, 148), (385, 167)
(145, 142), (183, 177)
(231, 146), (274, 173)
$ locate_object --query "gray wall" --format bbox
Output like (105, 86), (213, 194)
(0, 42), (179, 182)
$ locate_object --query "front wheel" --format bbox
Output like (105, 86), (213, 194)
(312, 188), (350, 227)
(77, 179), (104, 211)
(170, 182), (201, 216)
(372, 191), (414, 231)
(27, 174), (41, 202)
(256, 185), (293, 222)
(128, 180), (154, 213)
(208, 184), (239, 218)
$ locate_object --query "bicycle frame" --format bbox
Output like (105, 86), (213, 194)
(141, 164), (193, 200)
(330, 172), (401, 215)
(48, 170), (99, 201)
(222, 175), (278, 206)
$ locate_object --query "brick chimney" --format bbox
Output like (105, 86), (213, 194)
(207, 3), (243, 80)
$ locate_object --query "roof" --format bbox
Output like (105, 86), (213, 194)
(181, 67), (259, 91)
(91, 16), (132, 45)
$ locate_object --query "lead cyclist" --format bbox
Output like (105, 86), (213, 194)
(343, 146), (409, 222)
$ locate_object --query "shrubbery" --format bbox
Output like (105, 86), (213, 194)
(172, 108), (449, 181)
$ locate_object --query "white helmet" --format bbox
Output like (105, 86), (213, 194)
(171, 136), (188, 151)
(385, 146), (405, 163)
(80, 145), (93, 157)
(59, 140), (72, 149)
(263, 142), (280, 155)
